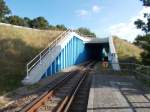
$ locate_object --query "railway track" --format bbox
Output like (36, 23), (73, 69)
(66, 72), (92, 112)
(18, 61), (96, 112)
(61, 62), (96, 112)
(2, 61), (91, 112)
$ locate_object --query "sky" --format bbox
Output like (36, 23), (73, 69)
(5, 0), (150, 42)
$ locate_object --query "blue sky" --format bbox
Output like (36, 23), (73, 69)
(5, 0), (149, 41)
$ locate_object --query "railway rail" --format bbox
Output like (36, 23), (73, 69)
(2, 61), (92, 112)
(18, 61), (96, 112)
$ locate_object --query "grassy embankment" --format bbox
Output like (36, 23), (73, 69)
(0, 24), (63, 95)
(113, 36), (143, 63)
(113, 37), (150, 86)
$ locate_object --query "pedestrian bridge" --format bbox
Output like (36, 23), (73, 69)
(22, 30), (120, 84)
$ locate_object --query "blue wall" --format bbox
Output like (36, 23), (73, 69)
(42, 36), (88, 78)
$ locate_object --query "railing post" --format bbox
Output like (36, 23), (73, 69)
(26, 64), (29, 79)
(49, 44), (51, 53)
(40, 54), (42, 64)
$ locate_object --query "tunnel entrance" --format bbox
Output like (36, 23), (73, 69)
(85, 43), (109, 61)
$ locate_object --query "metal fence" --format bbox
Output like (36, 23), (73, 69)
(108, 63), (150, 82)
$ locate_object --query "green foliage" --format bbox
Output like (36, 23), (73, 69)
(134, 15), (150, 34)
(23, 17), (32, 27)
(56, 24), (67, 30)
(134, 35), (150, 65)
(134, 35), (150, 47)
(113, 36), (143, 63)
(4, 15), (27, 26)
(134, 1), (150, 34)
(133, 0), (150, 65)
(30, 16), (49, 29)
(77, 27), (96, 37)
(140, 0), (150, 6)
(49, 25), (57, 30)
(4, 15), (68, 30)
(0, 1), (68, 30)
(0, 0), (11, 21)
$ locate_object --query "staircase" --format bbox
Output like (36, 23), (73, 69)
(22, 29), (72, 85)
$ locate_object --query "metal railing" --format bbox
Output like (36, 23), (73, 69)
(26, 29), (72, 78)
(108, 62), (150, 80)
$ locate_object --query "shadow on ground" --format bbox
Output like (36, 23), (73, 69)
(87, 65), (150, 112)
(0, 38), (42, 96)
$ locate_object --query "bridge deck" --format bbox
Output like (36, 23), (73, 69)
(87, 69), (150, 112)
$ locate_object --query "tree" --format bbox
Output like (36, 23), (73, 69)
(0, 0), (11, 22)
(134, 18), (150, 34)
(133, 0), (150, 65)
(56, 24), (67, 30)
(49, 25), (56, 30)
(134, 35), (150, 47)
(30, 17), (49, 29)
(138, 35), (150, 65)
(140, 0), (150, 6)
(5, 15), (27, 26)
(134, 0), (150, 34)
(77, 27), (96, 37)
(24, 17), (32, 27)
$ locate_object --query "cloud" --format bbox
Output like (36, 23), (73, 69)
(109, 23), (143, 42)
(76, 9), (89, 17)
(75, 5), (101, 18)
(92, 5), (101, 13)
(108, 7), (150, 42)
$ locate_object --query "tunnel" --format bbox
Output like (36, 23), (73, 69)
(85, 42), (109, 61)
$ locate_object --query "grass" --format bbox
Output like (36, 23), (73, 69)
(0, 24), (63, 95)
(113, 36), (143, 63)
(113, 37), (150, 85)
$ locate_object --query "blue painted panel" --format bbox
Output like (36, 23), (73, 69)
(52, 61), (55, 74)
(62, 49), (64, 69)
(41, 36), (88, 78)
(47, 66), (51, 76)
(58, 54), (61, 71)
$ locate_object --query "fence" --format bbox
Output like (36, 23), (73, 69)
(108, 63), (150, 82)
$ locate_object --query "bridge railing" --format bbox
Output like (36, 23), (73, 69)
(26, 29), (72, 78)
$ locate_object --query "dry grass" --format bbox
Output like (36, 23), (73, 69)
(113, 37), (143, 63)
(0, 25), (63, 48)
(0, 24), (63, 95)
